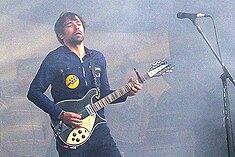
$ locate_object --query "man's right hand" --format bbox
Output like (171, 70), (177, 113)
(62, 111), (82, 127)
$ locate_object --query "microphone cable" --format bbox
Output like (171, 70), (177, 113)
(208, 16), (223, 64)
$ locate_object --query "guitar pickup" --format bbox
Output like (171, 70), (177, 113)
(85, 104), (95, 115)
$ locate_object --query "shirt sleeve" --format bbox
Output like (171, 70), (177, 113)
(27, 56), (62, 120)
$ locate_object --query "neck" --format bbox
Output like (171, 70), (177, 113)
(66, 42), (86, 57)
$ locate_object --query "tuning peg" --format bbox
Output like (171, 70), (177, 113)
(158, 58), (166, 65)
(152, 58), (167, 68)
(170, 66), (175, 71)
(151, 62), (158, 67)
(165, 69), (172, 73)
(160, 58), (166, 62)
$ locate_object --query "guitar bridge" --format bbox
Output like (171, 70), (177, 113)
(85, 104), (95, 115)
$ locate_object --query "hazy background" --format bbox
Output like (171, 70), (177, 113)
(0, 1), (235, 157)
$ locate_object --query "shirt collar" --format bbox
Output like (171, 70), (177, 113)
(62, 45), (93, 57)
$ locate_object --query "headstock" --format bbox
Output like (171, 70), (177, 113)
(147, 58), (174, 78)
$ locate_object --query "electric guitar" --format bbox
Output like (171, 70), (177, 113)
(50, 59), (174, 148)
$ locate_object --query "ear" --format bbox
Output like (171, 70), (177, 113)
(59, 34), (64, 40)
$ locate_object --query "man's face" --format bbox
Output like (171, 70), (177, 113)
(60, 16), (85, 46)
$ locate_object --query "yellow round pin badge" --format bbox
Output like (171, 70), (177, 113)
(65, 74), (79, 89)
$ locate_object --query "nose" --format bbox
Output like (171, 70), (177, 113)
(74, 22), (82, 29)
(74, 24), (79, 30)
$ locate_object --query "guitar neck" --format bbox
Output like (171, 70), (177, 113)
(91, 73), (150, 112)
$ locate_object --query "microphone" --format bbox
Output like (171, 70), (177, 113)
(177, 12), (210, 20)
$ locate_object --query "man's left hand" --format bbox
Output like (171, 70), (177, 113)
(126, 77), (143, 96)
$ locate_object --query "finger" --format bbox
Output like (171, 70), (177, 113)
(71, 121), (83, 127)
(131, 87), (138, 92)
(70, 117), (82, 122)
(70, 113), (82, 119)
(70, 117), (83, 126)
(134, 83), (143, 90)
(137, 82), (143, 87)
(134, 84), (142, 91)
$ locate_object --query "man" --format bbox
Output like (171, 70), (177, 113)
(27, 12), (142, 157)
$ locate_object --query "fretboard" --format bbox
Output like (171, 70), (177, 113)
(91, 73), (150, 112)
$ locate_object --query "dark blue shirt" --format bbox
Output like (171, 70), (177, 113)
(27, 46), (126, 120)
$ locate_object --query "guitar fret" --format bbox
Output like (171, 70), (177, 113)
(115, 90), (119, 96)
(101, 99), (105, 107)
(112, 92), (117, 99)
(116, 91), (121, 97)
(107, 95), (112, 103)
(126, 83), (132, 91)
(99, 100), (104, 108)
(97, 101), (102, 110)
(103, 98), (108, 106)
(121, 88), (126, 94)
(93, 103), (99, 111)
(103, 98), (108, 105)
(142, 74), (149, 81)
(116, 90), (121, 97)
(119, 88), (125, 95)
(123, 86), (129, 93)
(105, 95), (112, 104)
(110, 94), (115, 101)
(103, 97), (109, 105)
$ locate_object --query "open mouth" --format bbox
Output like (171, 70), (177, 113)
(74, 32), (82, 37)
(75, 31), (82, 35)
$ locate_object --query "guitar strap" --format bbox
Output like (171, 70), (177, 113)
(88, 55), (101, 99)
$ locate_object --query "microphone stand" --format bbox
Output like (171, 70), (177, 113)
(190, 18), (235, 157)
